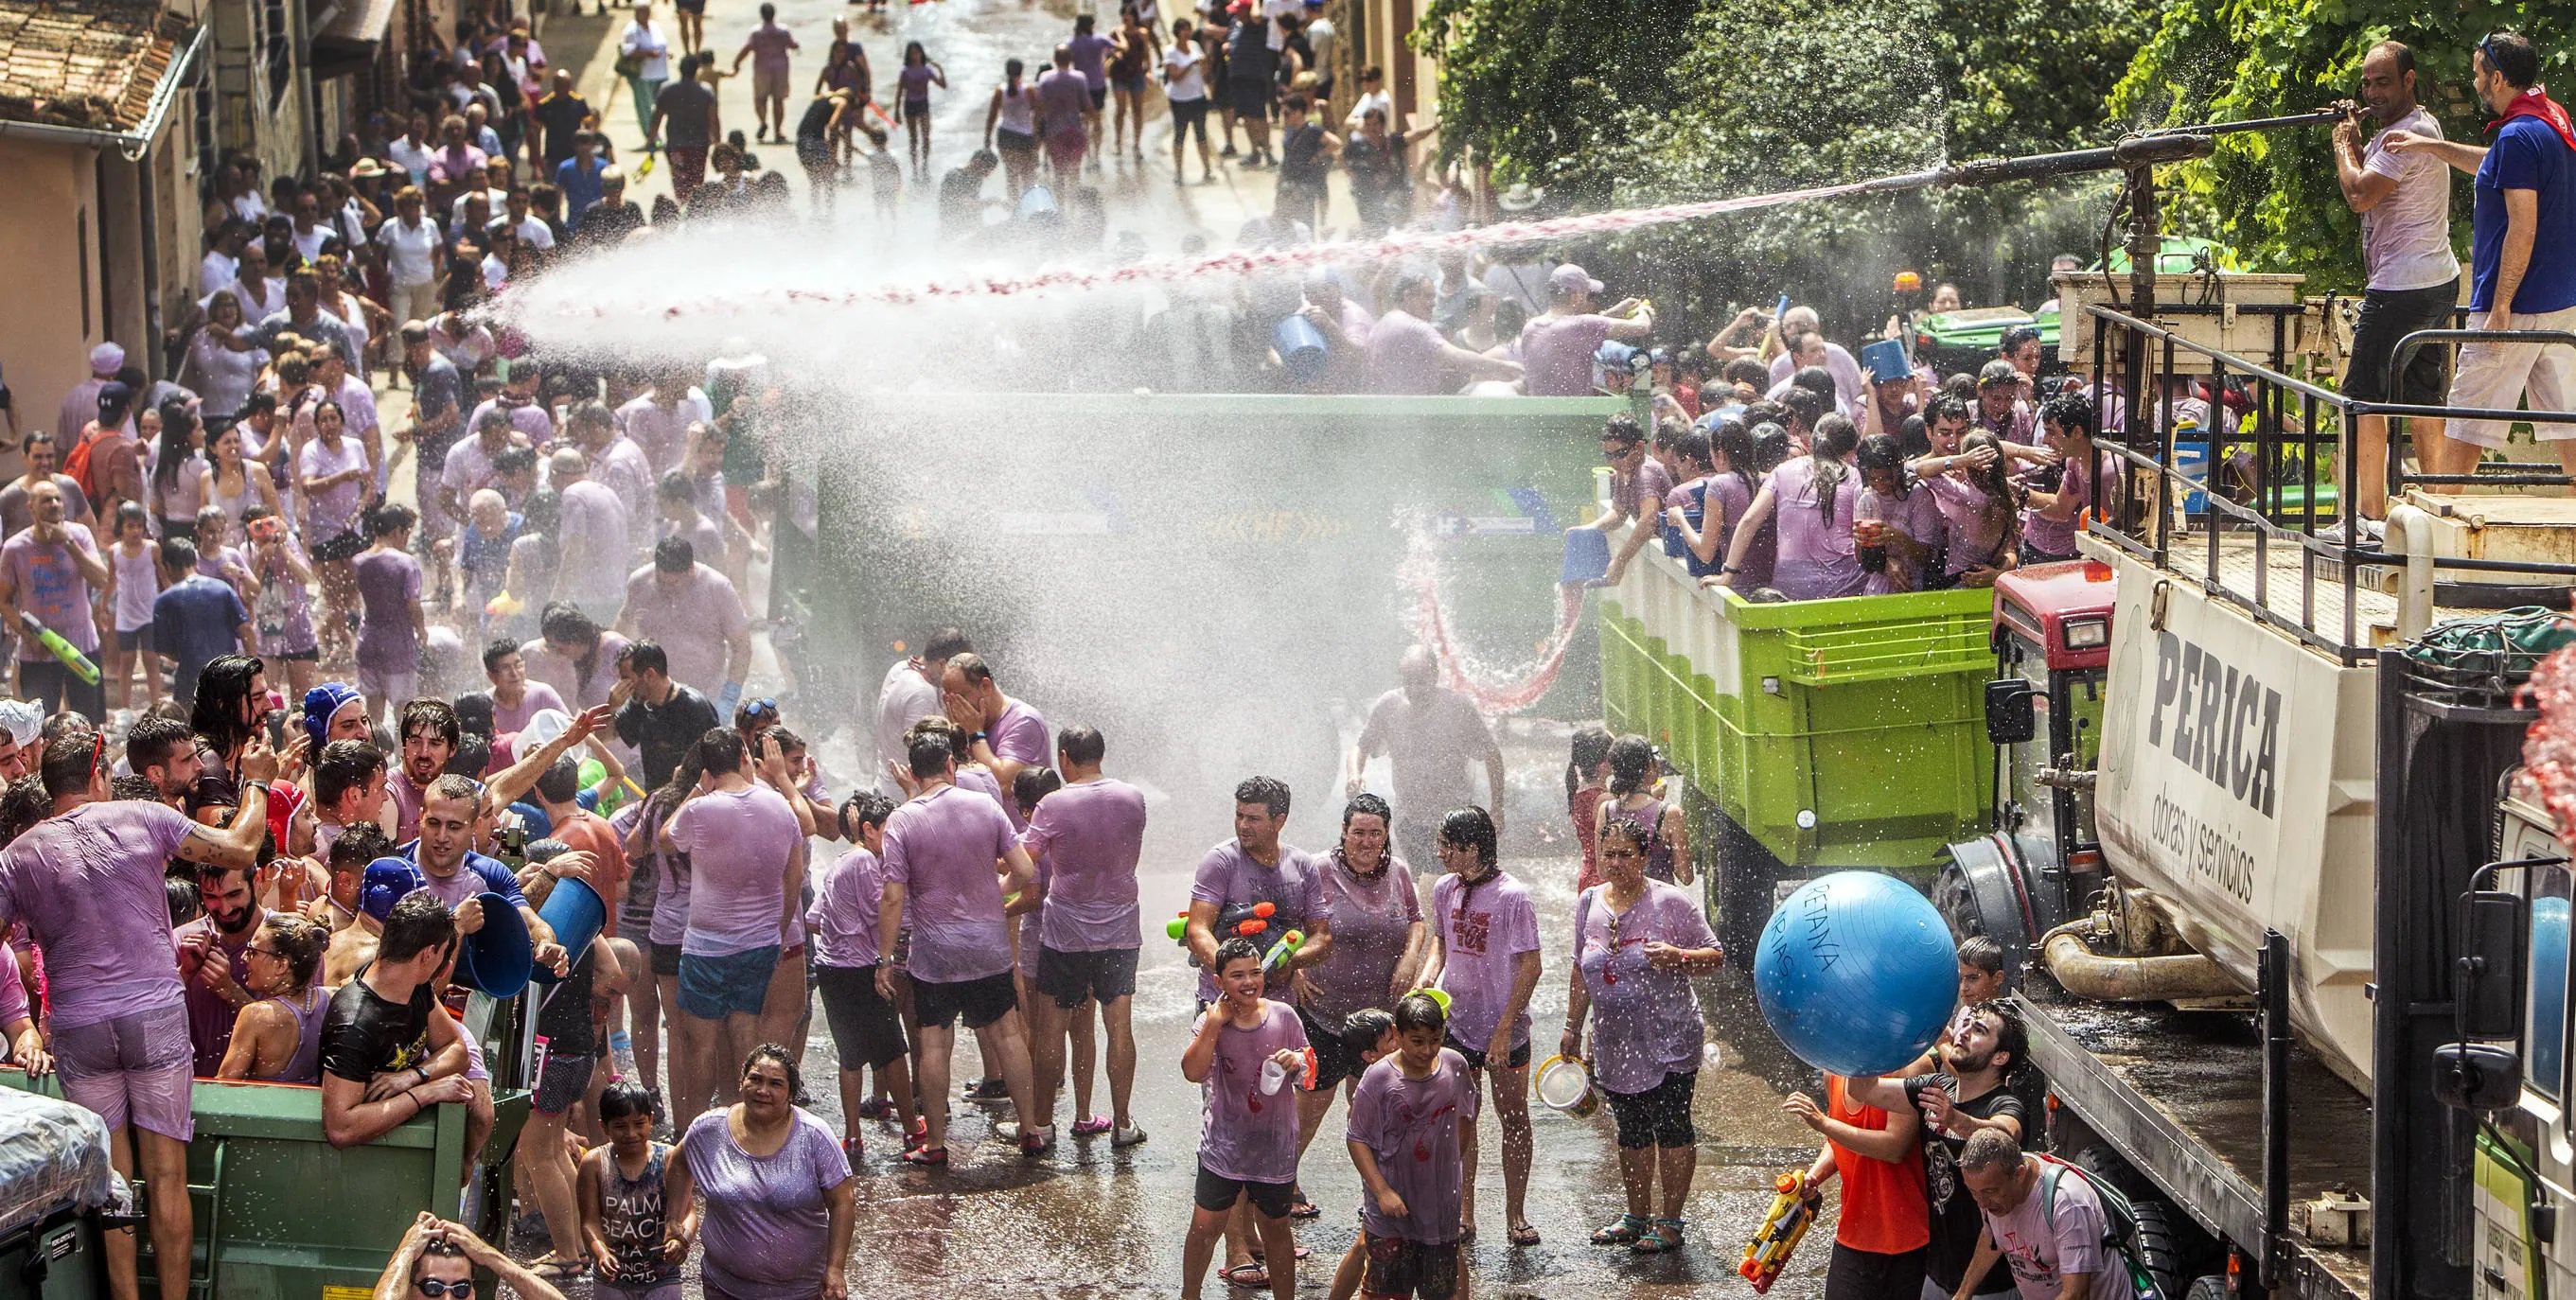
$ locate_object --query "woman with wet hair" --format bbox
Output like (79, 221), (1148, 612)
(1591, 735), (1689, 887)
(663, 1044), (856, 1300)
(1856, 433), (1942, 594)
(1416, 805), (1544, 1247)
(216, 914), (331, 1082)
(1715, 413), (1864, 600)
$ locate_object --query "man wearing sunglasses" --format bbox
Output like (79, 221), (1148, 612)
(374, 1212), (565, 1300)
(1586, 414), (1671, 589)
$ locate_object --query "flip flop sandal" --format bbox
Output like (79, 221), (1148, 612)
(531, 1256), (589, 1280)
(1591, 1214), (1649, 1246)
(1629, 1218), (1685, 1255)
(1509, 1222), (1542, 1247)
(1287, 1192), (1321, 1220)
(1222, 1263), (1270, 1290)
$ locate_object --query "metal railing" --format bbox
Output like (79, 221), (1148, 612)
(2079, 304), (2576, 664)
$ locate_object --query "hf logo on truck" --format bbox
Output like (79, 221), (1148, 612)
(2145, 629), (2281, 818)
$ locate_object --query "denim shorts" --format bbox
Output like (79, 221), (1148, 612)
(678, 945), (780, 1019)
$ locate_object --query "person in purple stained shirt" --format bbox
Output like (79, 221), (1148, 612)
(663, 1045), (856, 1300)
(617, 536), (752, 702)
(1179, 938), (1312, 1300)
(1345, 993), (1478, 1296)
(873, 727), (1045, 1161)
(1515, 263), (1654, 396)
(1418, 805), (1542, 1247)
(940, 650), (1050, 821)
(1561, 817), (1725, 1255)
(0, 478), (111, 718)
(1857, 434), (1947, 595)
(730, 3), (803, 144)
(1367, 269), (1526, 395)
(353, 505), (428, 717)
(479, 637), (569, 738)
(0, 727), (275, 1300)
(1592, 414), (1677, 589)
(1015, 726), (1150, 1146)
(663, 728), (806, 1109)
(174, 860), (268, 1076)
(2019, 393), (2101, 565)
(1718, 414), (1866, 600)
(808, 793), (916, 1156)
(1292, 794), (1425, 1218)
(1066, 13), (1115, 155)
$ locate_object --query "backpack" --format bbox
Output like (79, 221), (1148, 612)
(63, 429), (105, 505)
(2032, 1153), (2165, 1300)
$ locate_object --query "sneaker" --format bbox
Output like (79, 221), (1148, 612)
(856, 1098), (892, 1121)
(996, 1120), (1056, 1153)
(905, 1117), (930, 1151)
(841, 1135), (865, 1161)
(1071, 1115), (1114, 1136)
(1112, 1121), (1149, 1147)
(2316, 518), (2384, 545)
(962, 1078), (1011, 1101)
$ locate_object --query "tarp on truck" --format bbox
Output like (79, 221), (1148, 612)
(0, 1087), (116, 1237)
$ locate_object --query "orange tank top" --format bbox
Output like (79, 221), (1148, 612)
(1827, 1074), (1931, 1254)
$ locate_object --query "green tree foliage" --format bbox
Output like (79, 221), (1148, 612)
(1416, 0), (2159, 337)
(2113, 3), (2574, 291)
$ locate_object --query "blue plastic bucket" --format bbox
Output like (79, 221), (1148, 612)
(1274, 314), (1328, 384)
(1561, 526), (1612, 585)
(529, 877), (607, 985)
(454, 890), (534, 999)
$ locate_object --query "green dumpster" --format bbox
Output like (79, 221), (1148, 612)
(1597, 545), (1995, 959)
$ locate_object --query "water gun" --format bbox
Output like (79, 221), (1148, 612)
(1262, 930), (1304, 975)
(485, 589), (525, 620)
(18, 612), (98, 686)
(1739, 1171), (1817, 1293)
(1165, 902), (1294, 968)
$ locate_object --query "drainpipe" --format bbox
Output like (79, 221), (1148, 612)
(2039, 920), (2244, 1002)
(292, 0), (322, 177)
(138, 145), (164, 382)
(2382, 502), (2437, 642)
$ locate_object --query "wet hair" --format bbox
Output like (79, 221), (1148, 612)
(697, 727), (745, 777)
(654, 536), (694, 574)
(153, 401), (199, 497)
(1957, 934), (2005, 974)
(1926, 393), (1972, 430)
(2038, 392), (2095, 439)
(598, 1080), (660, 1123)
(1597, 816), (1654, 860)
(1712, 418), (1762, 497)
(0, 776), (50, 845)
(482, 638), (524, 674)
(41, 729), (102, 799)
(1857, 433), (1910, 501)
(1998, 325), (2042, 359)
(1056, 725), (1104, 766)
(1234, 775), (1291, 819)
(379, 892), (458, 964)
(1013, 765), (1063, 817)
(159, 537), (199, 573)
(1777, 386), (1826, 434)
(1722, 357), (1768, 389)
(1600, 413), (1644, 448)
(1436, 806), (1497, 870)
(1671, 428), (1713, 476)
(1342, 1007), (1396, 1055)
(1212, 935), (1263, 973)
(740, 1042), (803, 1098)
(906, 728), (955, 779)
(1808, 414), (1861, 527)
(626, 641), (670, 678)
(1979, 999), (2029, 1076)
(1606, 734), (1657, 798)
(400, 698), (461, 751)
(1392, 991), (1448, 1034)
(167, 876), (203, 926)
(946, 652), (997, 689)
(1959, 431), (2022, 561)
(114, 500), (150, 538)
(113, 772), (163, 802)
(1342, 791), (1391, 828)
(366, 501), (418, 538)
(330, 821), (395, 871)
(838, 790), (896, 838)
(446, 734), (490, 778)
(540, 603), (600, 650)
(1790, 365), (1837, 405)
(126, 715), (197, 779)
(259, 914), (329, 993)
(1958, 1127), (2022, 1175)
(1564, 726), (1614, 809)
(536, 754), (583, 804)
(923, 628), (974, 662)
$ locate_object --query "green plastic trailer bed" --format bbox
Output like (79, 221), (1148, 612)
(1597, 544), (1996, 957)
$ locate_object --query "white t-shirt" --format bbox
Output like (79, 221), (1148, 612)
(2362, 105), (2463, 292)
(1345, 88), (1390, 131)
(387, 136), (435, 184)
(1163, 43), (1207, 101)
(376, 216), (441, 287)
(620, 20), (672, 81)
(199, 250), (238, 298)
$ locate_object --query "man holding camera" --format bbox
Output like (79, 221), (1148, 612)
(2332, 40), (2460, 531)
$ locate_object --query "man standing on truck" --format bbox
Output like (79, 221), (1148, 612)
(1954, 1129), (2138, 1300)
(1347, 645), (1506, 878)
(2387, 30), (2576, 482)
(2331, 40), (2462, 533)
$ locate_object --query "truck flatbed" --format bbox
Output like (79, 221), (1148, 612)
(2017, 983), (2372, 1300)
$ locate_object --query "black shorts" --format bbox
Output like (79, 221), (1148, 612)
(1170, 98), (1209, 135)
(912, 970), (1017, 1030)
(1301, 1005), (1368, 1090)
(1228, 84), (1273, 119)
(271, 646), (321, 662)
(1086, 85), (1108, 111)
(2341, 278), (2459, 404)
(996, 126), (1037, 152)
(1034, 945), (1138, 1008)
(311, 530), (366, 563)
(1362, 1232), (1460, 1300)
(1603, 1068), (1697, 1149)
(1445, 1033), (1529, 1073)
(796, 140), (834, 168)
(815, 964), (908, 1067)
(534, 1050), (596, 1116)
(1194, 1162), (1296, 1220)
(650, 940), (683, 977)
(1825, 1242), (1927, 1300)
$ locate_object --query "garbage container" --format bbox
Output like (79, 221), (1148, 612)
(0, 1087), (115, 1300)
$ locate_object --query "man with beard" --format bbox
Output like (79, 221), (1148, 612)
(386, 698), (462, 842)
(125, 716), (203, 809)
(1844, 1002), (2033, 1300)
(312, 739), (395, 856)
(0, 701), (40, 781)
(176, 862), (268, 1075)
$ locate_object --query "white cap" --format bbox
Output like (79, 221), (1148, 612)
(0, 700), (41, 748)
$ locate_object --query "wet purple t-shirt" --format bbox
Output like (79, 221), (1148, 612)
(1860, 483), (1946, 595)
(1764, 456), (1863, 600)
(1925, 475), (2011, 576)
(0, 800), (197, 1028)
(1428, 870), (1541, 1051)
(882, 783), (1017, 983)
(1574, 880), (1717, 1095)
(805, 846), (883, 969)
(644, 800), (694, 947)
(1705, 473), (1774, 589)
(1193, 1000), (1310, 1184)
(1190, 839), (1323, 1003)
(621, 563), (748, 694)
(1347, 1049), (1479, 1243)
(1, 522), (103, 657)
(1303, 852), (1420, 1026)
(353, 548), (422, 673)
(667, 784), (803, 957)
(682, 1108), (852, 1300)
(1018, 777), (1146, 952)
(985, 699), (1050, 830)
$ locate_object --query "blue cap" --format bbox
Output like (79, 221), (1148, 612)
(1596, 341), (1637, 367)
(304, 682), (362, 752)
(360, 856), (428, 922)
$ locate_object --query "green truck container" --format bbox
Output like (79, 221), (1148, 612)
(1597, 545), (1996, 957)
(3, 1069), (526, 1300)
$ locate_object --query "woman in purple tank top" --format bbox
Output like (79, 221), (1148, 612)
(1590, 736), (1691, 887)
(216, 915), (332, 1084)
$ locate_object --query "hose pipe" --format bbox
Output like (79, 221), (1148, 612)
(2039, 920), (2245, 1003)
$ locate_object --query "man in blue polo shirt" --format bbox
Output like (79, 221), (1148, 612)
(402, 773), (572, 977)
(2388, 29), (2576, 480)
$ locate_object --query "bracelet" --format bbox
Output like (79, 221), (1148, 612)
(969, 731), (987, 744)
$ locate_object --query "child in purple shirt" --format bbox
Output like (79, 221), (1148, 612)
(1180, 938), (1312, 1300)
(807, 793), (914, 1155)
(1347, 992), (1479, 1297)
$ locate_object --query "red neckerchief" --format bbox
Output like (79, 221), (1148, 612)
(2492, 86), (2576, 153)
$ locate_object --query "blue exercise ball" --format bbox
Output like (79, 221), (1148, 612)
(1754, 871), (1960, 1078)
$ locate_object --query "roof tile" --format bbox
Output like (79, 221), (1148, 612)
(0, 0), (190, 132)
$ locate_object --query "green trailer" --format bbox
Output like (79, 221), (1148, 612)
(1597, 543), (1996, 959)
